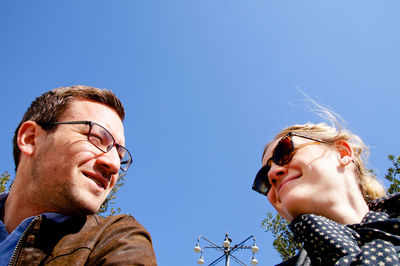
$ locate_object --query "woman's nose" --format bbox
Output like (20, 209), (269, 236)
(268, 163), (288, 188)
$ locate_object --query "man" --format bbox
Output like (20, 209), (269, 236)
(1, 85), (157, 265)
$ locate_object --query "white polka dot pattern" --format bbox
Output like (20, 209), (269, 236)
(283, 193), (400, 265)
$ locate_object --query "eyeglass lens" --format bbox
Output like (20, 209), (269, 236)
(88, 123), (132, 171)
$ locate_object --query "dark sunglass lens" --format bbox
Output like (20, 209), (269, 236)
(252, 160), (272, 195)
(273, 136), (294, 165)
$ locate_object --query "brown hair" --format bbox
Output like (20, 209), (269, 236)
(263, 123), (386, 201)
(13, 85), (125, 170)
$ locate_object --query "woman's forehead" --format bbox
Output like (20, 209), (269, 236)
(262, 138), (280, 164)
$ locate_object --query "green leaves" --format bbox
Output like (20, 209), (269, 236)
(0, 171), (11, 193)
(385, 155), (400, 194)
(97, 173), (126, 215)
(262, 212), (302, 261)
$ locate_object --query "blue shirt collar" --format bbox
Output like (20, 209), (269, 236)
(0, 192), (70, 224)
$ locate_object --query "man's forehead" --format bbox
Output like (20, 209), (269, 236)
(62, 99), (125, 142)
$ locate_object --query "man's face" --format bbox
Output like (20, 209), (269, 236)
(31, 99), (125, 215)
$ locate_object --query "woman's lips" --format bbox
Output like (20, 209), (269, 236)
(278, 175), (301, 194)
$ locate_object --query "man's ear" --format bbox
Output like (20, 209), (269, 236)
(17, 121), (41, 156)
(333, 139), (353, 166)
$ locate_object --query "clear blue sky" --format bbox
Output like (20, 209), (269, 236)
(1, 1), (399, 265)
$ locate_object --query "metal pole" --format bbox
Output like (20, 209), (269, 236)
(224, 241), (230, 266)
(194, 234), (258, 266)
(225, 253), (230, 266)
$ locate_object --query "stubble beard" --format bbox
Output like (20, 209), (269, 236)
(30, 154), (101, 215)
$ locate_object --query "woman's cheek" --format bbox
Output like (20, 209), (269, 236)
(267, 188), (279, 205)
(268, 191), (290, 220)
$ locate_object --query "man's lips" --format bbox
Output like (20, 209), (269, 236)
(83, 172), (108, 189)
(278, 175), (301, 193)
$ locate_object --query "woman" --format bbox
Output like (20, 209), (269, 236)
(252, 122), (400, 265)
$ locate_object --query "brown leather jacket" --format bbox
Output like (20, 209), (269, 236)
(9, 214), (157, 265)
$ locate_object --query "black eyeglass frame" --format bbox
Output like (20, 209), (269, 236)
(37, 120), (132, 172)
(252, 132), (328, 196)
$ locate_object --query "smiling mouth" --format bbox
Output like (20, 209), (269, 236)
(83, 173), (106, 189)
(278, 175), (301, 193)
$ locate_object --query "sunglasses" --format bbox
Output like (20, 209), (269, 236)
(252, 132), (328, 196)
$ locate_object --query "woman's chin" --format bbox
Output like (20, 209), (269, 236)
(280, 193), (310, 220)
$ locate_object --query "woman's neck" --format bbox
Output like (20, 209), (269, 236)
(327, 191), (369, 224)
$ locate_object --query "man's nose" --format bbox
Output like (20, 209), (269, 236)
(95, 146), (120, 175)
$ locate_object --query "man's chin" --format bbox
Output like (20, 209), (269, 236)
(65, 197), (103, 215)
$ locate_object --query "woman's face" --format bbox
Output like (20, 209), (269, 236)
(264, 134), (353, 221)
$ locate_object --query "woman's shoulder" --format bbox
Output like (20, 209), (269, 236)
(368, 193), (400, 216)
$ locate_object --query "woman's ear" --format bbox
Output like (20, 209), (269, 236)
(17, 121), (40, 156)
(334, 139), (353, 166)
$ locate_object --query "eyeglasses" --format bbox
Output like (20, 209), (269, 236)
(38, 120), (132, 172)
(252, 132), (328, 196)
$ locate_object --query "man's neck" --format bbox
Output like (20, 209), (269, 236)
(3, 189), (43, 233)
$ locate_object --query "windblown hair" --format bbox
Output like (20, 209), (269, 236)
(263, 115), (386, 202)
(13, 85), (125, 170)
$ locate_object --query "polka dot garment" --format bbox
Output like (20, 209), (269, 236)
(279, 193), (400, 265)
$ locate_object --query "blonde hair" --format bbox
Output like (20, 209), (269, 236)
(263, 122), (386, 201)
